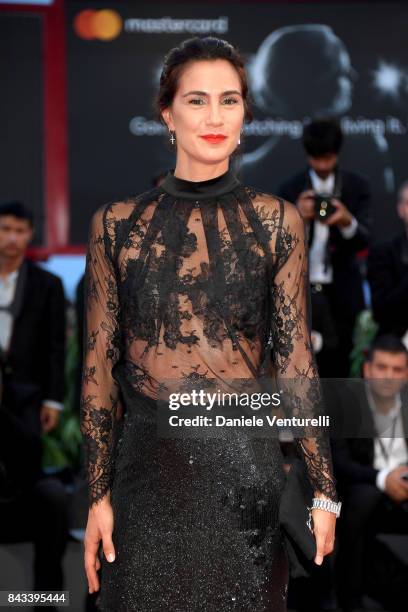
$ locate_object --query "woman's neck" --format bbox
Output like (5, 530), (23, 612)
(173, 155), (229, 182)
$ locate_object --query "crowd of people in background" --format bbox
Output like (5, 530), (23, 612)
(0, 119), (407, 612)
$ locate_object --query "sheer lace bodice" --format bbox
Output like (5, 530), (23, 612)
(80, 168), (338, 507)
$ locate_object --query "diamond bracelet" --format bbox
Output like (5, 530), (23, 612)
(311, 498), (342, 518)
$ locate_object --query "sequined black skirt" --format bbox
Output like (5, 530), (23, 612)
(98, 382), (289, 612)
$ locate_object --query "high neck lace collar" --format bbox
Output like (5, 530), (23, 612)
(160, 168), (240, 200)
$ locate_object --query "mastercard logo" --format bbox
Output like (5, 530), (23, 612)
(74, 9), (123, 41)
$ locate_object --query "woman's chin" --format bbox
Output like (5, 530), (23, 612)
(193, 146), (236, 165)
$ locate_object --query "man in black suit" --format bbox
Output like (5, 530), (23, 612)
(368, 180), (408, 340)
(277, 118), (372, 376)
(331, 335), (408, 612)
(0, 202), (68, 600)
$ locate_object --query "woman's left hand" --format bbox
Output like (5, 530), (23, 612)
(312, 508), (336, 565)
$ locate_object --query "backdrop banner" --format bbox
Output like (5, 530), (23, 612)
(0, 13), (44, 245)
(67, 2), (408, 245)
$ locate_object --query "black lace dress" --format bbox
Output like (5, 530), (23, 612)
(80, 169), (338, 612)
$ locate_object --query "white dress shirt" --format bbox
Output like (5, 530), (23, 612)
(308, 169), (358, 284)
(0, 269), (19, 351)
(0, 267), (63, 411)
(365, 384), (408, 491)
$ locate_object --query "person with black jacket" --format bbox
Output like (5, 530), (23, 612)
(277, 118), (372, 377)
(368, 180), (408, 341)
(0, 201), (68, 603)
(331, 335), (408, 612)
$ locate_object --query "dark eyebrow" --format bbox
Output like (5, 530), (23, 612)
(181, 90), (242, 98)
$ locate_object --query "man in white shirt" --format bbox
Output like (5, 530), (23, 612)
(363, 338), (408, 500)
(277, 119), (372, 377)
(0, 206), (64, 425)
(0, 201), (68, 599)
(332, 334), (408, 612)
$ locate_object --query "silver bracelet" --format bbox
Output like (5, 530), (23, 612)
(311, 498), (342, 518)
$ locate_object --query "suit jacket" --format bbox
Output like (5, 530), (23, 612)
(0, 259), (66, 490)
(277, 167), (372, 316)
(331, 383), (408, 490)
(3, 258), (66, 404)
(367, 232), (408, 337)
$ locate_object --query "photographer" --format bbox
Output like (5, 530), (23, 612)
(277, 118), (372, 377)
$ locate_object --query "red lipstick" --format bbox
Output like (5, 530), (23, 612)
(199, 134), (227, 144)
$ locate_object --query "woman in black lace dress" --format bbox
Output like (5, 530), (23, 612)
(81, 37), (339, 611)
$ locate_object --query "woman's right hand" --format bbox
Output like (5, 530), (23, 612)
(84, 493), (116, 594)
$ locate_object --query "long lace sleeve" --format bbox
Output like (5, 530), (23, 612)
(271, 200), (338, 502)
(80, 205), (122, 508)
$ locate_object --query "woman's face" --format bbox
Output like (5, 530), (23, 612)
(162, 59), (245, 167)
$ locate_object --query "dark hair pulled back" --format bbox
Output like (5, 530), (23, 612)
(156, 37), (253, 124)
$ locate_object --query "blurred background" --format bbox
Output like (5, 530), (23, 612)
(1, 1), (408, 610)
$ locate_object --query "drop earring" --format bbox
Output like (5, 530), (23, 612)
(169, 130), (176, 145)
(238, 127), (243, 146)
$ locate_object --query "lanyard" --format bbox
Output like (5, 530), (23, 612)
(376, 414), (399, 464)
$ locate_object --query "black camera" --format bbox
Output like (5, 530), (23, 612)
(314, 193), (336, 220)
